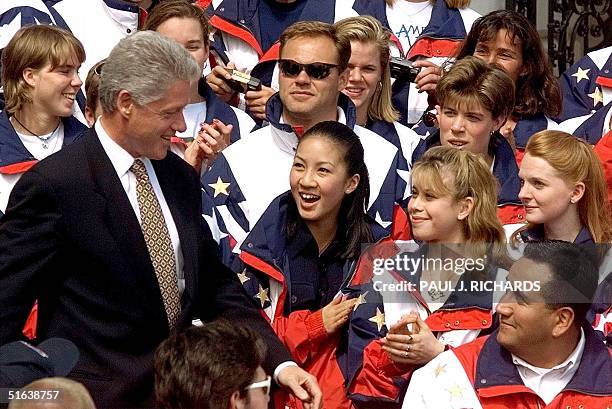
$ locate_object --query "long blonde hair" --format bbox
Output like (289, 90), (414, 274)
(335, 16), (399, 123)
(519, 130), (612, 243)
(412, 146), (507, 262)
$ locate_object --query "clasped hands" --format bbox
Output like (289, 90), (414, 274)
(381, 311), (445, 366)
(184, 118), (232, 173)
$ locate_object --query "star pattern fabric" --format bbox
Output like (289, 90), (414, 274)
(208, 176), (230, 198)
(237, 267), (272, 310)
(588, 87), (604, 106)
(571, 66), (590, 83)
(353, 291), (368, 311)
(369, 307), (386, 332)
(131, 160), (180, 328)
(237, 269), (250, 284)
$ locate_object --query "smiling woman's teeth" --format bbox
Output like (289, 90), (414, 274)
(300, 193), (320, 202)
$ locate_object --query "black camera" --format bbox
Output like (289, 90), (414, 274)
(389, 57), (420, 83)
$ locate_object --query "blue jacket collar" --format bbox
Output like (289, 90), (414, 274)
(573, 103), (610, 145)
(265, 92), (358, 133)
(240, 191), (289, 268)
(415, 130), (521, 205)
(475, 324), (612, 396)
(521, 225), (595, 244)
(420, 0), (467, 40)
(513, 113), (548, 148)
(0, 111), (86, 169)
(492, 133), (521, 205)
(351, 0), (390, 29)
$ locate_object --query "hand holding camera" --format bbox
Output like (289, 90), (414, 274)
(206, 60), (262, 104)
(389, 58), (442, 94)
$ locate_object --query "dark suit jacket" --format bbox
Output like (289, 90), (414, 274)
(0, 128), (291, 408)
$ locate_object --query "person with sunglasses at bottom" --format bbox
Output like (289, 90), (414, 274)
(155, 320), (272, 409)
(201, 21), (410, 268)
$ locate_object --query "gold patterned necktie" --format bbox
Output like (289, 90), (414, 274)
(130, 159), (180, 328)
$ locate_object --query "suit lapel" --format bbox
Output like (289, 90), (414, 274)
(83, 129), (157, 286)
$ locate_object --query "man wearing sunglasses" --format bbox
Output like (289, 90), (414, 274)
(205, 0), (358, 120)
(202, 21), (409, 268)
(155, 320), (272, 409)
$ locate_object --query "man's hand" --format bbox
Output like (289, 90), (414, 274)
(321, 296), (358, 334)
(413, 60), (442, 94)
(277, 365), (322, 409)
(206, 61), (239, 103)
(245, 85), (276, 120)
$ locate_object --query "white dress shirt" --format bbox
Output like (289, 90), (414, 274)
(512, 328), (585, 405)
(95, 120), (185, 294)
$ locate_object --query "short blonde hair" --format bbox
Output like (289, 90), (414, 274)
(412, 146), (506, 262)
(335, 16), (399, 123)
(1, 24), (85, 114)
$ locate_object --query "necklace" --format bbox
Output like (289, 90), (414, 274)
(11, 115), (61, 150)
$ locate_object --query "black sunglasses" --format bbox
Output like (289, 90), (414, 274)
(278, 59), (340, 80)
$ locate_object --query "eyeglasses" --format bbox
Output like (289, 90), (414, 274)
(278, 59), (340, 80)
(93, 62), (105, 76)
(244, 375), (271, 396)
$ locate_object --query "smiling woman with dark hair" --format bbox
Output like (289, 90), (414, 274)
(231, 121), (385, 409)
(455, 10), (561, 155)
